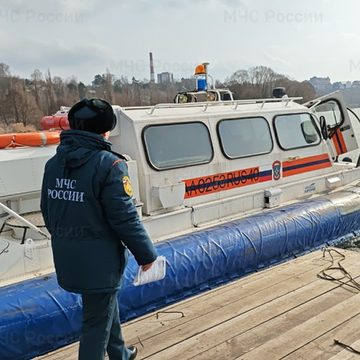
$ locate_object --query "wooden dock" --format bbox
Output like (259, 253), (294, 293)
(37, 248), (360, 360)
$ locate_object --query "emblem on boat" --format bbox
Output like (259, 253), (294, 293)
(272, 161), (281, 181)
(122, 176), (133, 197)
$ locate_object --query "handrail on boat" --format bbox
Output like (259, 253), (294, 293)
(0, 202), (50, 240)
(147, 97), (303, 115)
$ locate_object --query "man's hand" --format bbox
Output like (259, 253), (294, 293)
(141, 262), (155, 272)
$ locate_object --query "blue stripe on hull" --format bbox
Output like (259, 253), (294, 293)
(283, 158), (331, 172)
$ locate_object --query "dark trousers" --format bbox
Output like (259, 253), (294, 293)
(79, 291), (132, 360)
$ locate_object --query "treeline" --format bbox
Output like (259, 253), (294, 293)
(223, 65), (316, 101)
(0, 62), (316, 133)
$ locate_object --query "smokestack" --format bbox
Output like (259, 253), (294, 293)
(149, 52), (155, 83)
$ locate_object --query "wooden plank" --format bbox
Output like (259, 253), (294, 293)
(131, 252), (360, 359)
(123, 250), (334, 345)
(37, 344), (78, 360)
(235, 293), (360, 360)
(144, 264), (360, 359)
(134, 273), (324, 358)
(328, 339), (360, 360)
(282, 314), (360, 359)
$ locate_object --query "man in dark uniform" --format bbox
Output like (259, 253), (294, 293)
(41, 98), (157, 360)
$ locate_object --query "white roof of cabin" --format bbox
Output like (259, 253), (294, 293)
(119, 100), (307, 123)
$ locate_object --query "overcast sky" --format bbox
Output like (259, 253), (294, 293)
(1, 0), (360, 84)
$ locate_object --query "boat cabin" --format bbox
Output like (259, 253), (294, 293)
(107, 92), (360, 240)
(0, 91), (359, 243)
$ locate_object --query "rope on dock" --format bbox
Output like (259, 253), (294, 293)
(334, 339), (360, 355)
(318, 249), (360, 355)
(317, 248), (360, 291)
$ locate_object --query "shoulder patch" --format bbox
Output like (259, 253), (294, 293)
(122, 176), (133, 197)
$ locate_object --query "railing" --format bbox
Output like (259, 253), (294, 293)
(146, 97), (303, 115)
(0, 202), (50, 242)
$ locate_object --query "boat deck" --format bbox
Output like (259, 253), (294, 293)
(37, 248), (360, 360)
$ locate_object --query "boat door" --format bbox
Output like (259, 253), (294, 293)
(304, 91), (358, 157)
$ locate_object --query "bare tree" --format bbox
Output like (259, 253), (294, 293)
(0, 63), (11, 126)
(45, 69), (57, 114)
(0, 63), (10, 77)
(65, 76), (80, 105)
(226, 69), (250, 85)
(30, 69), (43, 108)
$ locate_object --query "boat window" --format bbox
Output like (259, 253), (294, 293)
(143, 122), (213, 170)
(274, 113), (321, 150)
(313, 100), (342, 128)
(218, 117), (273, 158)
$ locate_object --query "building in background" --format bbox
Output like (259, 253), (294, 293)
(157, 72), (174, 84)
(309, 76), (332, 95)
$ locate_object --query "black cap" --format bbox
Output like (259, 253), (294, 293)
(68, 98), (117, 134)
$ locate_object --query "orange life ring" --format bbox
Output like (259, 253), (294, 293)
(0, 131), (60, 149)
(0, 134), (14, 148)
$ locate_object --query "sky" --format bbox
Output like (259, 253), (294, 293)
(1, 0), (360, 84)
